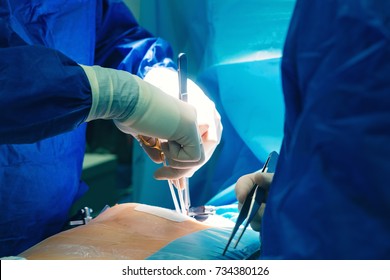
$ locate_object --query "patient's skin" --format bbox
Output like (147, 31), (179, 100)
(20, 203), (212, 260)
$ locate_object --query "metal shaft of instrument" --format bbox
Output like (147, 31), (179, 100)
(234, 185), (260, 248)
(163, 160), (180, 213)
(178, 53), (190, 215)
(172, 178), (186, 215)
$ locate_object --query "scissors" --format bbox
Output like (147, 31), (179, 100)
(137, 53), (191, 215)
(222, 151), (279, 255)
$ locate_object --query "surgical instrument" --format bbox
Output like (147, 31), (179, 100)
(137, 53), (192, 215)
(137, 135), (182, 213)
(178, 52), (191, 215)
(68, 207), (93, 227)
(222, 151), (279, 255)
(188, 205), (216, 221)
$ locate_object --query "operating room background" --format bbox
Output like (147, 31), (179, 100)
(76, 0), (295, 215)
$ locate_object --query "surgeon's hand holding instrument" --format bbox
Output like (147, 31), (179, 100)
(136, 53), (193, 215)
(177, 53), (191, 215)
(142, 59), (222, 181)
(80, 64), (204, 185)
(222, 151), (279, 255)
(100, 49), (222, 215)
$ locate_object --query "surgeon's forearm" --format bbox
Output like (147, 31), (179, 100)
(0, 45), (92, 144)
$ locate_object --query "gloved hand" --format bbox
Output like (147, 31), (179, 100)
(80, 65), (204, 180)
(235, 172), (274, 232)
(143, 67), (222, 171)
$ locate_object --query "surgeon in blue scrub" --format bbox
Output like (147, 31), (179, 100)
(0, 0), (221, 257)
(235, 0), (390, 259)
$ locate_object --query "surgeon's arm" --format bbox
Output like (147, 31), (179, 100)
(80, 64), (205, 180)
(94, 0), (175, 77)
(235, 172), (274, 232)
(0, 44), (203, 179)
(0, 45), (91, 143)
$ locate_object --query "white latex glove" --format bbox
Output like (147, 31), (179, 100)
(235, 172), (274, 232)
(143, 67), (222, 168)
(80, 65), (205, 179)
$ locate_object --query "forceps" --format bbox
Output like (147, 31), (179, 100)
(222, 151), (278, 255)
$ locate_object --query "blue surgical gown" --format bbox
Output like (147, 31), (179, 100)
(0, 0), (174, 256)
(261, 0), (390, 259)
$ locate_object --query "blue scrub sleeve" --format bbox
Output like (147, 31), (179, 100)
(94, 0), (176, 77)
(0, 45), (92, 144)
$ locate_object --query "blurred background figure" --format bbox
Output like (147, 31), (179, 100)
(235, 0), (390, 259)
